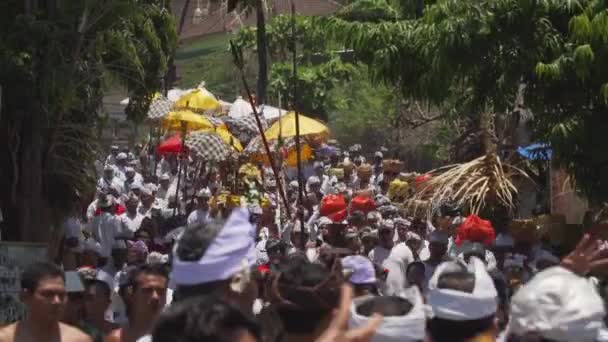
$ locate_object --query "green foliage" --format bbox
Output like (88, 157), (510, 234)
(336, 0), (400, 22)
(326, 0), (608, 202)
(232, 15), (356, 120)
(0, 0), (177, 239)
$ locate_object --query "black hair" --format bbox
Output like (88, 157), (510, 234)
(21, 262), (65, 292)
(127, 263), (169, 290)
(152, 296), (261, 342)
(406, 261), (426, 275)
(356, 296), (413, 317)
(427, 267), (494, 342)
(275, 257), (341, 335)
(174, 219), (228, 301)
(436, 268), (475, 293)
(85, 279), (111, 299)
(176, 219), (225, 261)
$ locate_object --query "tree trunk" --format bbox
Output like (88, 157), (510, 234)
(255, 0), (268, 104)
(19, 111), (49, 242)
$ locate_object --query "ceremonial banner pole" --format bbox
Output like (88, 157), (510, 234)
(291, 1), (306, 249)
(230, 41), (292, 218)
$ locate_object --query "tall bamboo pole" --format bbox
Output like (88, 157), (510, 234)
(230, 42), (292, 218)
(291, 2), (306, 249)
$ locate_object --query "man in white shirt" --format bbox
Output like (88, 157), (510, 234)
(186, 188), (211, 226)
(120, 194), (144, 235)
(369, 221), (395, 266)
(123, 167), (144, 194)
(105, 145), (120, 167)
(155, 173), (172, 200)
(113, 153), (128, 181)
(86, 195), (125, 259)
(97, 166), (123, 194)
(137, 186), (158, 218)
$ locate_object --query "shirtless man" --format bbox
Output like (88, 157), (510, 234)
(0, 262), (91, 342)
(105, 264), (168, 342)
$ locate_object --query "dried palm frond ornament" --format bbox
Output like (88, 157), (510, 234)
(409, 111), (532, 217)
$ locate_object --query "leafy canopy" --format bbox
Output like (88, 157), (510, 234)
(325, 0), (608, 202)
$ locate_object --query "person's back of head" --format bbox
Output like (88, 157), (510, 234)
(427, 259), (497, 342)
(173, 219), (226, 300)
(350, 287), (426, 342)
(356, 296), (413, 317)
(171, 209), (258, 313)
(152, 296), (261, 342)
(507, 266), (605, 342)
(274, 257), (341, 337)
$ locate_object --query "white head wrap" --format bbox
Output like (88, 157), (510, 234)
(307, 176), (321, 186)
(349, 287), (426, 342)
(508, 266), (606, 342)
(147, 252), (169, 264)
(196, 187), (212, 198)
(317, 216), (333, 227)
(427, 257), (497, 321)
(170, 208), (256, 286)
(83, 238), (103, 255)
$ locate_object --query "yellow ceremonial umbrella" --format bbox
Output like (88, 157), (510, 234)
(162, 110), (216, 131)
(264, 112), (329, 140)
(175, 88), (221, 112)
(197, 126), (243, 152)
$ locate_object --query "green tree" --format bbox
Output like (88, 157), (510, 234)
(0, 0), (177, 242)
(326, 0), (608, 203)
(233, 15), (355, 120)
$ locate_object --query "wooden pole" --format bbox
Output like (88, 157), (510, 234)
(230, 41), (292, 218)
(291, 2), (306, 250)
(173, 121), (187, 216)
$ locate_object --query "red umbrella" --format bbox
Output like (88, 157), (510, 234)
(156, 134), (188, 155)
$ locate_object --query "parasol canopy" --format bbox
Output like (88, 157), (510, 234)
(229, 97), (255, 119)
(264, 112), (329, 140)
(156, 134), (186, 155)
(175, 88), (221, 112)
(147, 94), (173, 120)
(162, 110), (217, 131)
(202, 126), (243, 152)
(185, 130), (234, 161)
(244, 136), (312, 165)
(224, 115), (267, 144)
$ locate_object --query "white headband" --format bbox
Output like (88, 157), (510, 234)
(427, 257), (497, 321)
(508, 266), (605, 342)
(170, 208), (256, 286)
(349, 287), (426, 342)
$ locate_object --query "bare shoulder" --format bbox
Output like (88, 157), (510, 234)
(104, 328), (122, 342)
(59, 322), (92, 342)
(0, 323), (17, 342)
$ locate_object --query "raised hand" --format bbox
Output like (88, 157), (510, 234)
(315, 285), (382, 342)
(561, 234), (608, 276)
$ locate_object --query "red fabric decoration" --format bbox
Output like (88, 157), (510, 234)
(156, 134), (189, 155)
(350, 195), (376, 214)
(94, 204), (126, 217)
(414, 174), (432, 191)
(258, 264), (270, 275)
(320, 194), (348, 223)
(455, 215), (496, 246)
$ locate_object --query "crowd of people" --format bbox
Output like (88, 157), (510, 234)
(1, 142), (608, 342)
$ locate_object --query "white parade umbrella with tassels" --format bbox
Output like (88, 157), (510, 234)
(229, 96), (255, 119)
